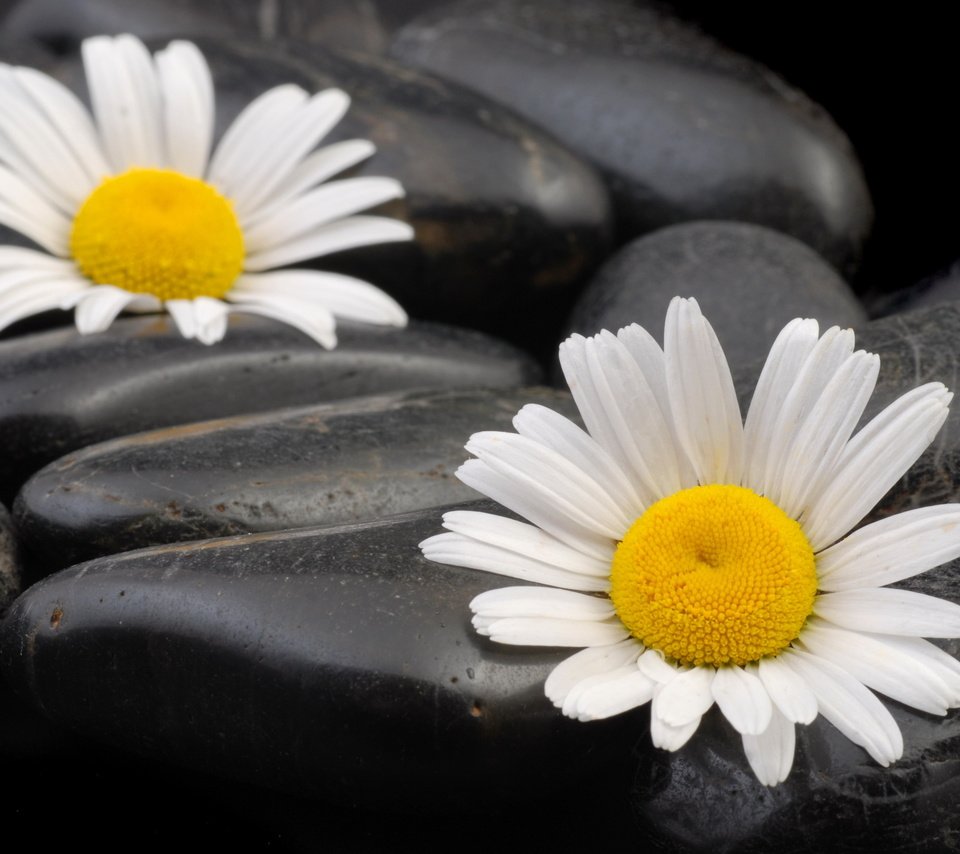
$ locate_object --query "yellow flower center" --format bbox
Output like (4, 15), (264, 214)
(610, 484), (816, 668)
(70, 168), (245, 301)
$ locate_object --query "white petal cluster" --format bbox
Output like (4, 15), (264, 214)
(0, 34), (412, 345)
(421, 296), (960, 785)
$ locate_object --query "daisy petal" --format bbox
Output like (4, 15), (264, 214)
(82, 35), (162, 171)
(638, 649), (684, 684)
(10, 65), (110, 186)
(664, 296), (744, 485)
(544, 640), (644, 706)
(472, 615), (629, 647)
(558, 328), (691, 503)
(803, 383), (952, 550)
(224, 294), (337, 349)
(232, 270), (406, 327)
(246, 139), (377, 223)
(814, 588), (960, 637)
(455, 459), (615, 561)
(465, 432), (633, 538)
(776, 349), (879, 519)
(651, 685), (702, 751)
(760, 326), (855, 505)
(0, 278), (89, 332)
(206, 83), (308, 186)
(156, 40), (214, 176)
(243, 215), (414, 272)
(742, 705), (796, 786)
(742, 317), (819, 491)
(470, 586), (615, 621)
(654, 665), (716, 727)
(437, 510), (611, 577)
(784, 649), (903, 765)
(712, 665), (773, 735)
(72, 285), (144, 333)
(511, 404), (644, 519)
(0, 246), (75, 272)
(799, 620), (954, 715)
(0, 161), (73, 253)
(817, 505), (960, 591)
(243, 177), (405, 253)
(870, 635), (960, 704)
(566, 668), (656, 721)
(164, 298), (197, 339)
(227, 89), (352, 215)
(418, 532), (609, 592)
(756, 657), (817, 724)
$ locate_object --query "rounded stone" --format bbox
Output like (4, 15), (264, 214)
(391, 0), (873, 276)
(0, 502), (641, 811)
(0, 314), (540, 504)
(14, 386), (577, 577)
(563, 221), (866, 373)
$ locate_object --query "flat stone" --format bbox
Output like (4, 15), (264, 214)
(0, 315), (539, 504)
(0, 0), (388, 55)
(564, 221), (866, 373)
(390, 0), (873, 276)
(6, 35), (611, 354)
(14, 387), (576, 577)
(0, 503), (20, 612)
(0, 502), (640, 810)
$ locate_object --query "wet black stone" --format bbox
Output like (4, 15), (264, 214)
(14, 386), (577, 576)
(564, 221), (866, 373)
(0, 503), (20, 612)
(0, 502), (641, 811)
(0, 0), (388, 55)
(7, 36), (612, 356)
(0, 315), (539, 505)
(390, 0), (872, 277)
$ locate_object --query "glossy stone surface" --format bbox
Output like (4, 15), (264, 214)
(564, 221), (866, 372)
(0, 502), (640, 810)
(0, 315), (539, 504)
(0, 0), (387, 54)
(391, 0), (872, 276)
(15, 387), (576, 575)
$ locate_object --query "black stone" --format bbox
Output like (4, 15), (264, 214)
(0, 503), (20, 612)
(0, 315), (539, 505)
(564, 221), (866, 373)
(0, 0), (388, 55)
(14, 386), (577, 576)
(390, 0), (872, 277)
(0, 502), (641, 811)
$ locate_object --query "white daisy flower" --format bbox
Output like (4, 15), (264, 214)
(0, 34), (413, 347)
(420, 295), (960, 786)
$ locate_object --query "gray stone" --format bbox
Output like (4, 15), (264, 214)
(0, 315), (539, 504)
(14, 386), (577, 575)
(0, 502), (640, 810)
(390, 0), (873, 276)
(564, 221), (866, 373)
